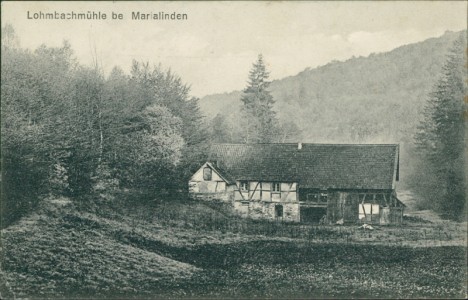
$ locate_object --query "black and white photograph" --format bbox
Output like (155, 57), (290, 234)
(1, 1), (467, 298)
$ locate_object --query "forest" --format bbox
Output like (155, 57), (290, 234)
(1, 24), (211, 227)
(1, 25), (466, 229)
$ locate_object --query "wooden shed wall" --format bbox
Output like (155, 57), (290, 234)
(327, 192), (360, 224)
(327, 191), (404, 225)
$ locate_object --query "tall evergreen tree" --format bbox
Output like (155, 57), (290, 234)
(414, 34), (467, 220)
(240, 54), (278, 143)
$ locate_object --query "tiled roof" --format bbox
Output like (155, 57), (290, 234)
(208, 143), (399, 190)
(206, 162), (236, 185)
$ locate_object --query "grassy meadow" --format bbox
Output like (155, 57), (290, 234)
(1, 194), (466, 299)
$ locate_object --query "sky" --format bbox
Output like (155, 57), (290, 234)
(2, 1), (467, 97)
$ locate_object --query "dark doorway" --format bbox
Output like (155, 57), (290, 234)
(275, 205), (283, 218)
(300, 207), (326, 223)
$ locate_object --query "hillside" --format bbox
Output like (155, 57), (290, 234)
(1, 195), (466, 298)
(200, 30), (463, 146)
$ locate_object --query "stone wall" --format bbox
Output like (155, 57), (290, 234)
(233, 200), (300, 222)
(190, 191), (233, 202)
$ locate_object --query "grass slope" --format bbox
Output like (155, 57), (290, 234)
(1, 196), (466, 299)
(1, 200), (198, 298)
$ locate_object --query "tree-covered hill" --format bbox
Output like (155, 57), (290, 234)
(200, 30), (463, 145)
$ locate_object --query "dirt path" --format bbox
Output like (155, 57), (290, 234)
(398, 190), (449, 223)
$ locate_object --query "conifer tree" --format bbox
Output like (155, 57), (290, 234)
(240, 54), (278, 143)
(414, 34), (467, 220)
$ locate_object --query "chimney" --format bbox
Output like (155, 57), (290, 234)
(298, 142), (302, 150)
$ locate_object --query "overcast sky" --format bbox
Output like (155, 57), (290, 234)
(2, 1), (466, 97)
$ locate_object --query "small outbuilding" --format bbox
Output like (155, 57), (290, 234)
(189, 143), (405, 225)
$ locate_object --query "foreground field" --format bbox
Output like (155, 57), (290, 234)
(1, 196), (466, 299)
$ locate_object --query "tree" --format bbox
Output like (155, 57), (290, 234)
(240, 54), (279, 143)
(51, 49), (102, 195)
(209, 114), (233, 143)
(1, 23), (20, 50)
(277, 120), (302, 143)
(115, 105), (184, 193)
(413, 34), (466, 220)
(130, 61), (209, 190)
(1, 29), (77, 225)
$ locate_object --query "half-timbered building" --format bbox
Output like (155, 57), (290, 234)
(189, 143), (405, 225)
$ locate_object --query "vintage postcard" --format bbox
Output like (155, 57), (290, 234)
(1, 1), (467, 299)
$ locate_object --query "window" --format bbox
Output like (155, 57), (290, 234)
(240, 181), (249, 192)
(320, 192), (328, 203)
(203, 167), (212, 181)
(307, 193), (319, 202)
(306, 192), (327, 203)
(275, 205), (283, 217)
(272, 183), (281, 193)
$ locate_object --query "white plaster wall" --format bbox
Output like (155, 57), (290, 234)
(272, 193), (281, 202)
(282, 191), (297, 201)
(191, 163), (224, 182)
(262, 182), (271, 190)
(234, 190), (244, 200)
(216, 181), (226, 192)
